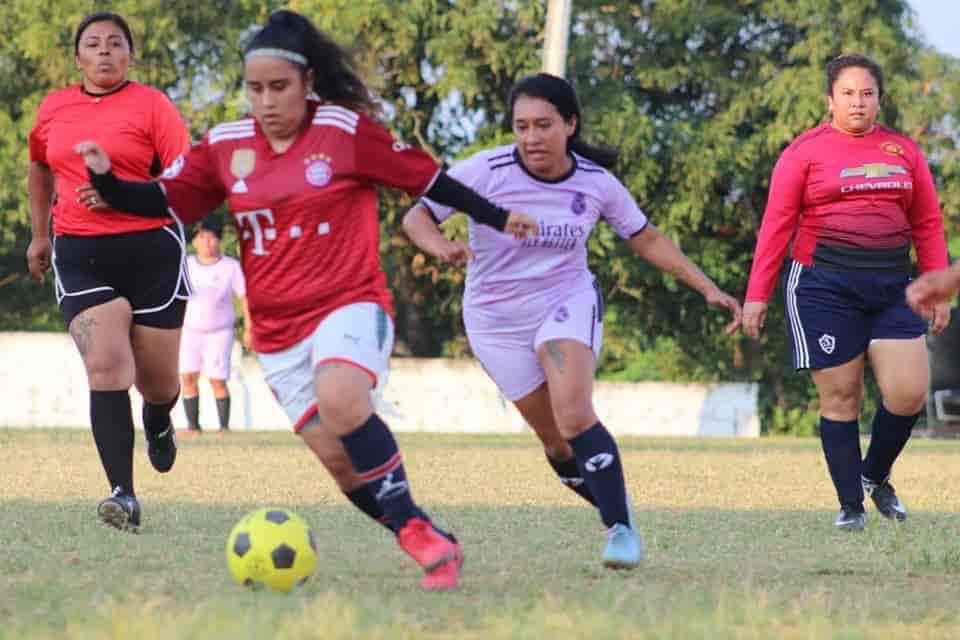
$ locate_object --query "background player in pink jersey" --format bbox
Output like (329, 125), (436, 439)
(179, 216), (250, 436)
(403, 73), (742, 569)
(75, 10), (538, 591)
(742, 55), (949, 531)
(25, 12), (191, 533)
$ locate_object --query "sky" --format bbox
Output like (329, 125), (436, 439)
(910, 0), (960, 57)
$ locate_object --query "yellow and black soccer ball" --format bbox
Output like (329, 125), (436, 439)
(225, 507), (317, 593)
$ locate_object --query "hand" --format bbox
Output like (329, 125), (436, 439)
(742, 300), (768, 340)
(26, 237), (52, 282)
(705, 288), (743, 335)
(906, 268), (960, 317)
(242, 327), (253, 351)
(929, 301), (952, 336)
(73, 141), (112, 175)
(75, 184), (108, 210)
(504, 211), (537, 240)
(429, 238), (474, 266)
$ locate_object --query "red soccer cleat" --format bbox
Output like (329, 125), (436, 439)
(397, 518), (460, 590)
(420, 558), (459, 591)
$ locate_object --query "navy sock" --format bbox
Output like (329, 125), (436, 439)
(340, 414), (418, 530)
(344, 486), (394, 532)
(567, 422), (630, 528)
(90, 390), (135, 495)
(863, 404), (918, 483)
(343, 487), (455, 541)
(183, 396), (200, 430)
(143, 391), (178, 438)
(819, 416), (863, 508)
(216, 396), (231, 430)
(546, 453), (598, 506)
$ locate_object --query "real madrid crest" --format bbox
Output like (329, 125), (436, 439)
(304, 153), (333, 188)
(230, 149), (256, 194)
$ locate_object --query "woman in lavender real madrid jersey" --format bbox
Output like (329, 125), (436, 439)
(404, 73), (742, 568)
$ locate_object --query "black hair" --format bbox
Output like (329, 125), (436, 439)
(507, 73), (618, 169)
(826, 54), (885, 100)
(74, 12), (134, 56)
(243, 10), (376, 114)
(197, 215), (224, 239)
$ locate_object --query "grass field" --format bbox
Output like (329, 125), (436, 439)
(2, 428), (959, 639)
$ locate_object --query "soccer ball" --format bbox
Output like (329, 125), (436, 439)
(225, 507), (317, 593)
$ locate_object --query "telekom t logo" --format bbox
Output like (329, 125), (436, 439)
(235, 209), (276, 255)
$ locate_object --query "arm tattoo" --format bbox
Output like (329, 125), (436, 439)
(545, 340), (567, 374)
(70, 315), (97, 356)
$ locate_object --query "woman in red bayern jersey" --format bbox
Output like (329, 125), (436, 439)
(25, 12), (191, 534)
(742, 55), (949, 531)
(74, 10), (536, 591)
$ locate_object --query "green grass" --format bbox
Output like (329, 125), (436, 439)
(2, 429), (960, 639)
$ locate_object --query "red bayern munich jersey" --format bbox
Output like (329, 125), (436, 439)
(159, 101), (441, 353)
(746, 123), (947, 302)
(29, 82), (191, 236)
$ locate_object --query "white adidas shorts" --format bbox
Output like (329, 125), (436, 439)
(464, 283), (603, 402)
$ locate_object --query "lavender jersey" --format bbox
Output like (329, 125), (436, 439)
(421, 145), (648, 316)
(183, 255), (246, 332)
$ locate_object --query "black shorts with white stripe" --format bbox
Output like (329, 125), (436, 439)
(52, 224), (189, 329)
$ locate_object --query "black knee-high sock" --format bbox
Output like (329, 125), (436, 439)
(546, 453), (598, 506)
(143, 391), (178, 437)
(183, 396), (200, 430)
(863, 404), (918, 483)
(819, 416), (863, 507)
(216, 396), (231, 430)
(340, 414), (419, 530)
(345, 486), (395, 532)
(90, 390), (135, 495)
(344, 487), (456, 542)
(568, 422), (630, 528)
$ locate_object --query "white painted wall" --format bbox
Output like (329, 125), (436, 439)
(0, 332), (759, 437)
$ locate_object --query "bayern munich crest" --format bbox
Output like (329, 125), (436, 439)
(304, 153), (333, 188)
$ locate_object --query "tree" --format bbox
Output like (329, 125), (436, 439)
(0, 1), (956, 432)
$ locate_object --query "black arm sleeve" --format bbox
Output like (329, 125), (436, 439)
(423, 172), (509, 232)
(88, 168), (170, 218)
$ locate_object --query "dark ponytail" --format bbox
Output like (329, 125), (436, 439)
(507, 73), (618, 169)
(244, 10), (377, 115)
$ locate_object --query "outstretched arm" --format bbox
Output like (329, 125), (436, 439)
(628, 224), (742, 335)
(402, 204), (473, 266)
(74, 141), (169, 217)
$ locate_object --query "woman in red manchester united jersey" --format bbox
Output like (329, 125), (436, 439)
(743, 55), (949, 531)
(76, 10), (537, 591)
(25, 12), (191, 534)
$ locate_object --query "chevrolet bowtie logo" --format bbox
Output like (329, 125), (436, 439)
(840, 163), (907, 179)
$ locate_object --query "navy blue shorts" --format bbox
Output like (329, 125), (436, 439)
(783, 260), (926, 370)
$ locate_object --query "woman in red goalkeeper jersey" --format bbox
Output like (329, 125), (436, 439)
(25, 12), (191, 534)
(75, 10), (537, 591)
(743, 54), (949, 531)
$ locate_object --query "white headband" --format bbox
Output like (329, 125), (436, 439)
(245, 47), (308, 66)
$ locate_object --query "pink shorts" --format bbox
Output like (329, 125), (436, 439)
(179, 327), (235, 380)
(464, 283), (603, 401)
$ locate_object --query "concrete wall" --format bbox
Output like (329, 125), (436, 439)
(0, 332), (759, 437)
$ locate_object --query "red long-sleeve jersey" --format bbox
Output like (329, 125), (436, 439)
(745, 123), (947, 302)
